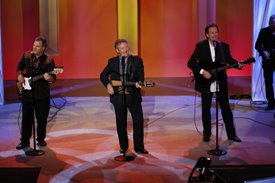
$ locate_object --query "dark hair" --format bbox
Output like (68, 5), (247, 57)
(35, 36), (48, 49)
(204, 23), (219, 35)
(114, 38), (128, 49)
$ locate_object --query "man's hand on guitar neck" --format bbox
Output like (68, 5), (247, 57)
(136, 82), (142, 88)
(44, 72), (51, 80)
(44, 72), (54, 83)
(238, 62), (244, 69)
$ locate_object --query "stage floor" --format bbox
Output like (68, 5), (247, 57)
(1, 77), (275, 182)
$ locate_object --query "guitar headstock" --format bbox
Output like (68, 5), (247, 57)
(52, 67), (64, 74)
(143, 81), (155, 87)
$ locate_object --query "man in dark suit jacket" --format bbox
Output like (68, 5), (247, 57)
(100, 39), (148, 155)
(255, 15), (275, 111)
(188, 23), (242, 143)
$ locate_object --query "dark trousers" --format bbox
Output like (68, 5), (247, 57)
(200, 79), (236, 139)
(21, 92), (50, 144)
(263, 60), (275, 106)
(113, 102), (144, 152)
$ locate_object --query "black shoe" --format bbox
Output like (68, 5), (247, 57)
(265, 105), (274, 111)
(203, 136), (210, 142)
(135, 149), (149, 154)
(37, 140), (47, 146)
(229, 136), (242, 143)
(16, 142), (29, 150)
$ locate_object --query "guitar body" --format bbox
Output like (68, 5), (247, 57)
(17, 77), (34, 95)
(193, 72), (215, 88)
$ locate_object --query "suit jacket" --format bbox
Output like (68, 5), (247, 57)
(100, 55), (144, 105)
(187, 40), (238, 93)
(255, 27), (275, 60)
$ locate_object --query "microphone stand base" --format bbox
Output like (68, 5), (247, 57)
(207, 149), (227, 156)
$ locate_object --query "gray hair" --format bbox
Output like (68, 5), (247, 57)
(114, 39), (128, 49)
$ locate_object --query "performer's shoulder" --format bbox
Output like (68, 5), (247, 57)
(23, 51), (33, 59)
(130, 55), (142, 61)
(45, 54), (54, 64)
(197, 40), (208, 46)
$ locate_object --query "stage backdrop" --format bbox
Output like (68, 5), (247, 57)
(1, 0), (252, 81)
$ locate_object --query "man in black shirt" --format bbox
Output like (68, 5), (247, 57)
(16, 36), (56, 149)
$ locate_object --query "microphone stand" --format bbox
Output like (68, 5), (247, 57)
(122, 57), (126, 109)
(25, 58), (45, 156)
(207, 43), (227, 156)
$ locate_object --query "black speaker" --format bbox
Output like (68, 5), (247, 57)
(0, 167), (41, 183)
(211, 164), (275, 183)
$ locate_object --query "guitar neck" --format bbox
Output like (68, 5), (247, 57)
(209, 58), (255, 74)
(210, 63), (238, 74)
(31, 71), (54, 82)
(111, 80), (155, 87)
(32, 75), (44, 82)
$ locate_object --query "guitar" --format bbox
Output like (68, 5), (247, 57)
(17, 67), (63, 95)
(111, 80), (155, 87)
(193, 57), (255, 86)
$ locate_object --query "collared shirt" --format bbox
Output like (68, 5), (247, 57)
(209, 40), (216, 62)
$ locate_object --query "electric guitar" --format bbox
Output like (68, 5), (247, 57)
(17, 67), (63, 95)
(111, 80), (155, 87)
(192, 57), (255, 86)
